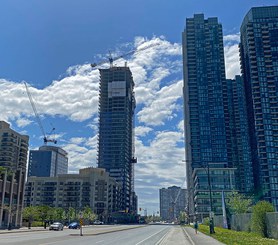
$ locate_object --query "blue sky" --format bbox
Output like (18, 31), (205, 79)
(1, 0), (277, 215)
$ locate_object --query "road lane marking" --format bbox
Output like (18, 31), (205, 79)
(155, 227), (171, 245)
(182, 227), (195, 245)
(96, 240), (105, 243)
(135, 227), (169, 245)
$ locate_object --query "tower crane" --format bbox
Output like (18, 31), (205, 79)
(91, 42), (160, 68)
(24, 82), (57, 145)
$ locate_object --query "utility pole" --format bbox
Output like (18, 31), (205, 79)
(207, 163), (215, 234)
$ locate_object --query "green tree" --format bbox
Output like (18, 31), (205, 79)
(251, 201), (275, 237)
(37, 205), (51, 224)
(67, 207), (76, 222)
(23, 206), (39, 225)
(82, 206), (97, 223)
(57, 207), (66, 221)
(50, 207), (66, 222)
(226, 191), (252, 214)
(179, 211), (187, 224)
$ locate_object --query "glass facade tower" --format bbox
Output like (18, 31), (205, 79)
(183, 14), (234, 215)
(182, 14), (236, 217)
(98, 66), (137, 213)
(226, 76), (254, 193)
(239, 6), (278, 210)
(28, 146), (68, 177)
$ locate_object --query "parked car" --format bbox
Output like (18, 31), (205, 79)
(68, 222), (80, 229)
(49, 222), (64, 231)
(93, 220), (104, 225)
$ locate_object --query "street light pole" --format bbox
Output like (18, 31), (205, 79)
(207, 163), (213, 214)
(207, 163), (215, 234)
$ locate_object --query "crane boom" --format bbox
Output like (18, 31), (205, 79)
(24, 82), (56, 144)
(91, 42), (159, 68)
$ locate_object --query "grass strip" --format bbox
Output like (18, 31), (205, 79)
(198, 225), (278, 245)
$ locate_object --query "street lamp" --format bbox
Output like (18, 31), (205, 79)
(197, 162), (215, 234)
(206, 163), (215, 234)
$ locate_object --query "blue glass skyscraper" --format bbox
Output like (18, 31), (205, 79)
(240, 6), (278, 210)
(226, 76), (254, 193)
(182, 14), (236, 217)
(28, 146), (68, 177)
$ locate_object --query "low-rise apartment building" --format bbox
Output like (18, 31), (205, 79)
(24, 167), (122, 222)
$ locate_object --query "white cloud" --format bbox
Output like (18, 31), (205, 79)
(137, 80), (183, 126)
(223, 34), (241, 79)
(177, 120), (184, 133)
(134, 129), (185, 210)
(224, 44), (240, 79)
(16, 117), (33, 127)
(135, 126), (153, 137)
(62, 135), (98, 173)
(223, 33), (240, 43)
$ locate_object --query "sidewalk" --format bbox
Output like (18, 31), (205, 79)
(182, 226), (225, 245)
(158, 226), (225, 245)
(159, 226), (188, 245)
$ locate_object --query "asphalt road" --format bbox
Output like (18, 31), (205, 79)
(0, 225), (189, 245)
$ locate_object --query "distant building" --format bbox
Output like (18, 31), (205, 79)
(28, 145), (68, 177)
(239, 6), (278, 209)
(98, 66), (137, 213)
(159, 186), (187, 222)
(24, 167), (122, 222)
(0, 121), (29, 228)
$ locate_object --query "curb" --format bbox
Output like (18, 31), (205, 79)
(0, 229), (47, 234)
(70, 225), (146, 236)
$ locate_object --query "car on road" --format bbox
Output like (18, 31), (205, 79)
(68, 222), (80, 229)
(49, 222), (64, 231)
(93, 220), (104, 225)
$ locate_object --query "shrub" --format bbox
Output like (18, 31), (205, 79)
(203, 217), (210, 226)
(251, 201), (275, 237)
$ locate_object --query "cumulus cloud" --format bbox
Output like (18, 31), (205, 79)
(16, 117), (33, 127)
(137, 80), (183, 126)
(134, 129), (185, 209)
(223, 33), (240, 43)
(62, 135), (98, 173)
(223, 33), (241, 79)
(135, 126), (153, 137)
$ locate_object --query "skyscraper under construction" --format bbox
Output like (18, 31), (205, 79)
(97, 66), (137, 214)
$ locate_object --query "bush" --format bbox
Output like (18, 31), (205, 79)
(203, 217), (210, 226)
(251, 201), (275, 237)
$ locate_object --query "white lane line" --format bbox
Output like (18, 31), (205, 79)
(135, 227), (169, 245)
(155, 227), (172, 245)
(182, 227), (195, 245)
(96, 240), (105, 244)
